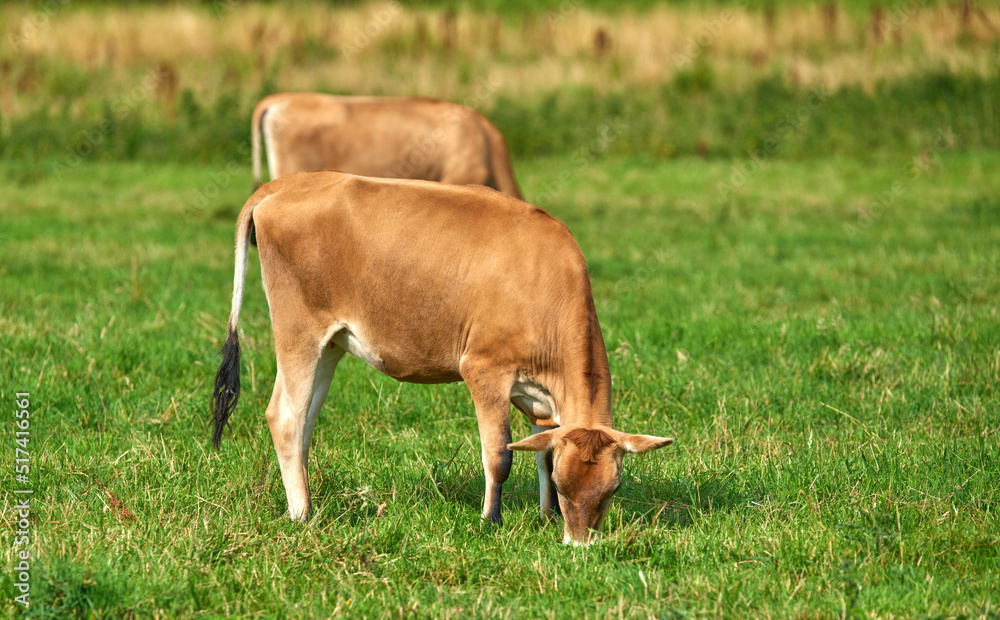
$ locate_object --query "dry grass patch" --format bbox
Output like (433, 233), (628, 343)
(2, 2), (999, 119)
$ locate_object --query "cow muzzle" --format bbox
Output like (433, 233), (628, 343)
(563, 529), (602, 546)
(560, 505), (606, 546)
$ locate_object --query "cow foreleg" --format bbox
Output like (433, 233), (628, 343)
(532, 424), (561, 521)
(476, 409), (513, 525)
(462, 363), (514, 525)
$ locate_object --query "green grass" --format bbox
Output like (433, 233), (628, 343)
(6, 71), (1000, 166)
(1, 152), (999, 617)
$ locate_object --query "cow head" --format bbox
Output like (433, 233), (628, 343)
(508, 427), (673, 545)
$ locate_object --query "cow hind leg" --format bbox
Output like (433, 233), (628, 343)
(461, 361), (515, 525)
(302, 346), (344, 460)
(266, 344), (342, 522)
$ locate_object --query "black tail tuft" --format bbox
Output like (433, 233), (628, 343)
(211, 328), (241, 449)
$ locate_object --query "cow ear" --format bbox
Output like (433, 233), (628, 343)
(507, 429), (559, 452)
(614, 432), (674, 455)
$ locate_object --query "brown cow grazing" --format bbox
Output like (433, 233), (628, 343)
(251, 92), (522, 199)
(211, 171), (671, 545)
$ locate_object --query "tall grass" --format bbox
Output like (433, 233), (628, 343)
(2, 2), (998, 124)
(4, 2), (998, 110)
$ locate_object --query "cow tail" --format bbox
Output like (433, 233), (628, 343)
(251, 102), (267, 192)
(483, 117), (523, 201)
(211, 195), (259, 448)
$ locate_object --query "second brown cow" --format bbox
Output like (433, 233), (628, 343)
(251, 92), (522, 199)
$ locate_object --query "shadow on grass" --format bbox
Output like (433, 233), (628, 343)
(304, 444), (764, 535)
(614, 470), (766, 528)
(304, 446), (488, 528)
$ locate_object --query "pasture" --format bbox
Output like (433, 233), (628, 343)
(2, 0), (1000, 617)
(3, 153), (999, 617)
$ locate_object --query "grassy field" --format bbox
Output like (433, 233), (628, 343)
(2, 150), (999, 617)
(2, 0), (1000, 616)
(3, 1), (1000, 165)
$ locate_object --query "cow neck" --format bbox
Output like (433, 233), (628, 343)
(554, 315), (614, 430)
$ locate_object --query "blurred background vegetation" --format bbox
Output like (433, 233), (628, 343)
(1, 0), (998, 167)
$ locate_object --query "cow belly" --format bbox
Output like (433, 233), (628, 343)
(511, 378), (560, 427)
(329, 324), (461, 384)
